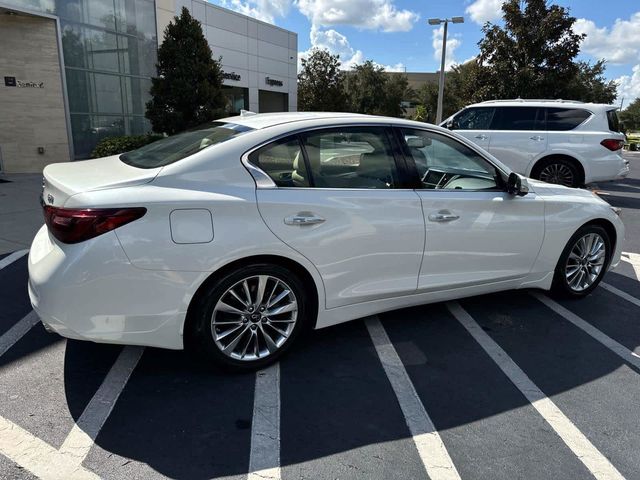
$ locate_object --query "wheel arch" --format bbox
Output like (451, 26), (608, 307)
(183, 254), (321, 348)
(580, 218), (617, 256)
(530, 154), (586, 186)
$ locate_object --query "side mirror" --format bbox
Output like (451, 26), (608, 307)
(506, 172), (529, 196)
(445, 120), (455, 130)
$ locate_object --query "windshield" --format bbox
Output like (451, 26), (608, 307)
(120, 122), (254, 168)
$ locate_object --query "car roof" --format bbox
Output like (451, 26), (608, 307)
(466, 100), (617, 111)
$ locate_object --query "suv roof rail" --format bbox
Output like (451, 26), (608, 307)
(479, 98), (585, 104)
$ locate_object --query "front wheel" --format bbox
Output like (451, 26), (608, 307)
(188, 264), (310, 370)
(551, 225), (611, 298)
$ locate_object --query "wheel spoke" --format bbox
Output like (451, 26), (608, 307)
(267, 301), (297, 316)
(240, 330), (255, 359)
(255, 275), (268, 306)
(242, 280), (252, 306)
(259, 324), (279, 353)
(216, 322), (245, 341)
(216, 301), (245, 315)
(228, 288), (249, 308)
(223, 327), (249, 353)
(267, 289), (291, 308)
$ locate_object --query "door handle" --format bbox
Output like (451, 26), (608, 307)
(474, 134), (488, 140)
(428, 211), (460, 222)
(284, 212), (326, 226)
(530, 135), (544, 141)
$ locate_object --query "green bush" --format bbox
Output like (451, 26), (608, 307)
(91, 134), (164, 158)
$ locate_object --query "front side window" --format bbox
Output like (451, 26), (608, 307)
(546, 108), (591, 131)
(491, 107), (542, 130)
(452, 107), (495, 130)
(400, 129), (500, 190)
(120, 122), (254, 168)
(299, 127), (399, 189)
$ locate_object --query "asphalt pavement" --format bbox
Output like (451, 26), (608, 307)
(0, 153), (639, 480)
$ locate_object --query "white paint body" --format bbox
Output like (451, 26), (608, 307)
(445, 100), (630, 184)
(28, 113), (625, 350)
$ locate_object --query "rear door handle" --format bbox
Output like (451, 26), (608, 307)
(284, 212), (325, 226)
(530, 135), (544, 141)
(474, 134), (488, 140)
(428, 211), (460, 222)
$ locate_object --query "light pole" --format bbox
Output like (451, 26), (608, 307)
(428, 16), (464, 124)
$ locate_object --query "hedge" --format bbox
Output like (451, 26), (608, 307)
(91, 134), (164, 158)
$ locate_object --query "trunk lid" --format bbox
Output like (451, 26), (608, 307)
(42, 155), (161, 207)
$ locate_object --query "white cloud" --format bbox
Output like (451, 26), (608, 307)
(574, 12), (640, 65)
(616, 64), (640, 105)
(465, 0), (505, 25)
(296, 0), (419, 32)
(432, 25), (462, 70)
(219, 0), (291, 23)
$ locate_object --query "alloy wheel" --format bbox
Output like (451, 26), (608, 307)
(539, 163), (574, 187)
(211, 275), (298, 361)
(565, 233), (606, 292)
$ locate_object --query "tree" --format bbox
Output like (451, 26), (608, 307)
(621, 98), (640, 132)
(475, 0), (616, 103)
(298, 49), (347, 111)
(344, 61), (410, 116)
(146, 7), (225, 135)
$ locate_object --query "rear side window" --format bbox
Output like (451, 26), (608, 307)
(606, 109), (621, 132)
(251, 137), (309, 187)
(452, 108), (495, 130)
(546, 108), (591, 131)
(490, 107), (542, 130)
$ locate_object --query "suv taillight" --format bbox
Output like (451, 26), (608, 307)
(43, 206), (146, 244)
(600, 139), (624, 151)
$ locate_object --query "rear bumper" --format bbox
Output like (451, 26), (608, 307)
(28, 225), (205, 350)
(586, 155), (630, 184)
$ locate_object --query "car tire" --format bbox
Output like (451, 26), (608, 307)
(532, 158), (581, 188)
(188, 264), (310, 370)
(551, 225), (611, 298)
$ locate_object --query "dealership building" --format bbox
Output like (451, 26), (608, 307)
(0, 0), (298, 173)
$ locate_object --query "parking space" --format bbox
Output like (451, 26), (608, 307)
(0, 153), (639, 479)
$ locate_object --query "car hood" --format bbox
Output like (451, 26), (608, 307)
(526, 178), (610, 204)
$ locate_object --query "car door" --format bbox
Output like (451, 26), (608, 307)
(487, 106), (548, 174)
(448, 106), (495, 151)
(396, 127), (545, 291)
(251, 126), (425, 309)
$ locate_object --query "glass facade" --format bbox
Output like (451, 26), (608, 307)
(222, 86), (249, 115)
(2, 0), (157, 158)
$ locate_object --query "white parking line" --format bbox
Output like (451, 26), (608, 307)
(60, 346), (144, 463)
(0, 310), (40, 358)
(448, 301), (625, 480)
(531, 292), (640, 370)
(0, 249), (28, 271)
(248, 363), (281, 480)
(365, 316), (462, 480)
(0, 416), (100, 480)
(621, 252), (640, 281)
(600, 282), (640, 308)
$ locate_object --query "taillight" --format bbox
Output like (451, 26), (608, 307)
(600, 139), (624, 151)
(43, 206), (146, 244)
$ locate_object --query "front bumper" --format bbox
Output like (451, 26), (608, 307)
(28, 225), (205, 350)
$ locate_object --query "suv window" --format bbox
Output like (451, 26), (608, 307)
(452, 107), (495, 130)
(400, 128), (499, 190)
(546, 108), (591, 131)
(299, 127), (399, 189)
(491, 107), (542, 130)
(606, 109), (621, 132)
(251, 137), (310, 187)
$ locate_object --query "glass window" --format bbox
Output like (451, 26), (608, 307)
(300, 127), (399, 189)
(120, 122), (254, 168)
(546, 108), (591, 131)
(491, 107), (542, 130)
(252, 138), (309, 187)
(71, 114), (125, 158)
(452, 107), (495, 130)
(223, 86), (250, 115)
(606, 109), (620, 132)
(401, 129), (499, 190)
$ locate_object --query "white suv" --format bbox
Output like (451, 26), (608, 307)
(442, 100), (630, 187)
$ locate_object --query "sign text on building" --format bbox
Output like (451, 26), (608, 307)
(265, 77), (283, 87)
(222, 71), (241, 81)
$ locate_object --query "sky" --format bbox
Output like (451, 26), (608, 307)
(212, 0), (640, 106)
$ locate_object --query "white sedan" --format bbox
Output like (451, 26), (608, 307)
(28, 112), (624, 369)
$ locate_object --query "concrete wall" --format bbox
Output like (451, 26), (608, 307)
(156, 0), (298, 113)
(0, 13), (70, 173)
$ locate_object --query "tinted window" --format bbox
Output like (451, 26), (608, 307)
(491, 107), (542, 130)
(252, 138), (310, 187)
(120, 122), (253, 168)
(546, 108), (591, 131)
(453, 108), (495, 130)
(401, 129), (499, 190)
(606, 109), (621, 132)
(300, 127), (399, 189)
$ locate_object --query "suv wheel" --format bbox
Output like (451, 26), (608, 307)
(533, 158), (580, 188)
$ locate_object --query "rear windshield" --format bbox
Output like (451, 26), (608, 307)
(120, 122), (254, 168)
(606, 109), (621, 132)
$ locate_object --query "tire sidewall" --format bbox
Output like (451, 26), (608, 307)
(189, 264), (309, 370)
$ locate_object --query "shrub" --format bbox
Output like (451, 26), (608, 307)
(91, 134), (164, 158)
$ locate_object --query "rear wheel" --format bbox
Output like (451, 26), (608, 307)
(551, 225), (611, 298)
(532, 158), (581, 188)
(188, 264), (310, 370)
